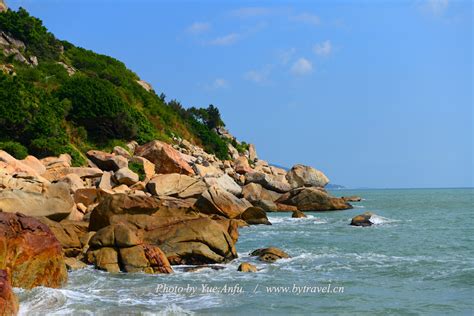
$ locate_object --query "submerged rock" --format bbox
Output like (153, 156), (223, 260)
(342, 196), (362, 202)
(0, 213), (67, 289)
(350, 212), (375, 227)
(238, 262), (257, 272)
(292, 210), (307, 218)
(250, 247), (290, 263)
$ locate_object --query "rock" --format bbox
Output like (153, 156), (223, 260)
(0, 270), (18, 315)
(39, 218), (89, 257)
(89, 193), (161, 231)
(350, 212), (375, 227)
(0, 182), (74, 220)
(40, 154), (71, 170)
(253, 199), (278, 212)
(193, 164), (223, 178)
(286, 164), (329, 188)
(58, 173), (84, 193)
(292, 210), (307, 218)
(74, 188), (101, 207)
(135, 140), (194, 175)
(57, 62), (76, 76)
(238, 262), (257, 273)
(227, 143), (240, 160)
(0, 213), (67, 289)
(147, 173), (206, 198)
(117, 214), (238, 265)
(246, 172), (291, 193)
(234, 156), (253, 174)
(242, 183), (281, 203)
(43, 167), (103, 182)
(342, 196), (362, 202)
(250, 247), (290, 263)
(194, 185), (252, 219)
(64, 257), (87, 271)
(86, 150), (128, 171)
(275, 203), (298, 212)
(0, 170), (48, 193)
(277, 187), (352, 211)
(136, 80), (153, 92)
(0, 0), (7, 13)
(112, 146), (132, 159)
(204, 174), (242, 196)
(0, 150), (41, 177)
(239, 207), (271, 225)
(98, 171), (115, 190)
(248, 144), (258, 162)
(182, 265), (226, 273)
(130, 156), (155, 180)
(87, 247), (120, 273)
(114, 167), (139, 185)
(20, 155), (46, 175)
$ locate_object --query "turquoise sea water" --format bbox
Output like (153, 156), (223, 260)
(16, 188), (474, 315)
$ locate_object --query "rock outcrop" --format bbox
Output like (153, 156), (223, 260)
(0, 213), (67, 289)
(194, 185), (252, 219)
(239, 207), (271, 225)
(286, 164), (330, 188)
(350, 212), (375, 227)
(250, 247), (290, 263)
(277, 187), (352, 211)
(0, 270), (18, 316)
(147, 173), (206, 198)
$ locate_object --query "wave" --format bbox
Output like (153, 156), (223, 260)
(268, 215), (327, 225)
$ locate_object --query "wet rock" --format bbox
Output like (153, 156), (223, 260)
(286, 164), (329, 188)
(238, 262), (257, 272)
(250, 247), (290, 263)
(292, 210), (307, 218)
(0, 213), (67, 289)
(182, 265), (226, 273)
(239, 207), (271, 225)
(342, 196), (362, 202)
(64, 257), (87, 271)
(350, 212), (375, 227)
(135, 140), (194, 175)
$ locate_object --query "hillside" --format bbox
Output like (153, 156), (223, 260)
(0, 7), (247, 165)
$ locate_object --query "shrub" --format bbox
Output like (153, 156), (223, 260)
(128, 161), (145, 181)
(0, 141), (28, 159)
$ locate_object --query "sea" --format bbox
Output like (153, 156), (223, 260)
(15, 188), (474, 315)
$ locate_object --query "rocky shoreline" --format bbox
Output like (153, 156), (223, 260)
(0, 133), (358, 314)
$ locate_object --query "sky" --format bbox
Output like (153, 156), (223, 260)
(7, 0), (473, 188)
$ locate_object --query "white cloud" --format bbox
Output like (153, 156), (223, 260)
(187, 22), (211, 34)
(290, 58), (313, 76)
(208, 33), (240, 46)
(423, 0), (449, 16)
(244, 65), (272, 84)
(278, 48), (296, 65)
(290, 13), (321, 26)
(313, 40), (332, 56)
(209, 78), (228, 89)
(230, 7), (276, 18)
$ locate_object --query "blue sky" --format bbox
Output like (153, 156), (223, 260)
(8, 0), (473, 188)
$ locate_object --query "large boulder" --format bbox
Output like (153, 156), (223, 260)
(242, 183), (281, 203)
(0, 182), (74, 220)
(194, 185), (252, 219)
(114, 167), (139, 186)
(39, 218), (89, 257)
(246, 172), (291, 193)
(239, 207), (271, 225)
(0, 213), (67, 289)
(0, 270), (18, 315)
(112, 214), (238, 265)
(234, 156), (253, 174)
(43, 167), (103, 182)
(86, 223), (173, 274)
(89, 193), (161, 231)
(194, 164), (223, 178)
(147, 173), (206, 198)
(204, 174), (242, 196)
(130, 156), (155, 181)
(0, 150), (41, 177)
(250, 247), (290, 263)
(135, 140), (194, 175)
(277, 187), (352, 211)
(248, 144), (258, 162)
(86, 150), (128, 171)
(286, 164), (329, 188)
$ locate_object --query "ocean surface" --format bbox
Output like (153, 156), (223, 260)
(16, 188), (474, 315)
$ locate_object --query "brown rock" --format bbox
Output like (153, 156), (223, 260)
(0, 213), (67, 289)
(87, 247), (120, 273)
(234, 156), (253, 174)
(194, 185), (252, 219)
(130, 156), (155, 180)
(350, 212), (375, 227)
(0, 182), (74, 221)
(114, 167), (139, 186)
(64, 257), (87, 271)
(37, 218), (89, 257)
(238, 262), (257, 272)
(58, 173), (84, 193)
(88, 193), (161, 231)
(286, 164), (329, 188)
(43, 167), (103, 182)
(86, 150), (128, 171)
(0, 270), (18, 315)
(292, 210), (307, 218)
(135, 140), (194, 175)
(239, 207), (271, 225)
(250, 247), (290, 263)
(20, 155), (46, 175)
(147, 173), (206, 198)
(342, 196), (362, 202)
(246, 172), (291, 193)
(277, 187), (352, 211)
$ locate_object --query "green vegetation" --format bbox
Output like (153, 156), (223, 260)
(0, 8), (231, 164)
(128, 162), (146, 181)
(0, 141), (28, 159)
